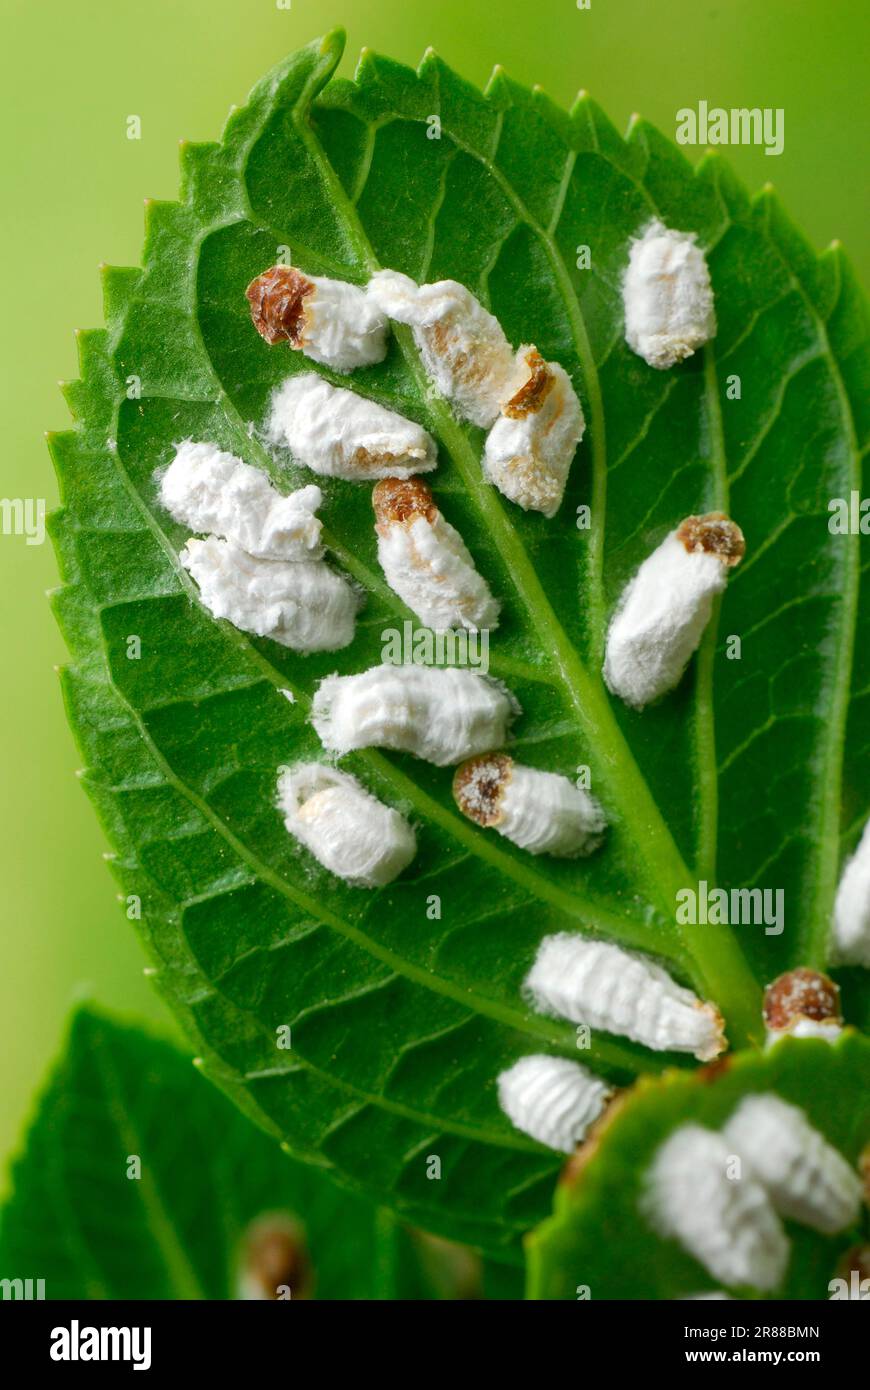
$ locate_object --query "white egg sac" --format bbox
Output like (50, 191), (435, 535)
(762, 968), (843, 1045)
(372, 477), (500, 633)
(524, 934), (725, 1061)
(623, 220), (716, 370)
(483, 348), (585, 517)
(277, 763), (416, 888)
(722, 1094), (862, 1235)
(832, 818), (870, 967)
(246, 264), (388, 371)
(368, 269), (517, 428)
(497, 1055), (613, 1153)
(267, 373), (438, 481)
(310, 664), (518, 766)
(603, 512), (745, 709)
(159, 440), (324, 561)
(644, 1125), (789, 1291)
(453, 754), (605, 858)
(181, 537), (360, 653)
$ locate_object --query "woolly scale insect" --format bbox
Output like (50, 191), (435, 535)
(277, 764), (416, 888)
(310, 665), (518, 767)
(832, 817), (870, 967)
(604, 512), (745, 709)
(524, 933), (726, 1060)
(181, 538), (361, 653)
(643, 1124), (789, 1291)
(159, 440), (324, 561)
(496, 1055), (613, 1153)
(368, 270), (518, 427)
(158, 438), (362, 653)
(483, 347), (586, 517)
(722, 1094), (862, 1235)
(452, 754), (606, 858)
(372, 477), (500, 633)
(623, 220), (716, 369)
(246, 265), (388, 371)
(267, 373), (438, 481)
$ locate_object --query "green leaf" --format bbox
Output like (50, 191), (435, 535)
(49, 30), (869, 1257)
(527, 1032), (870, 1299)
(0, 1007), (511, 1299)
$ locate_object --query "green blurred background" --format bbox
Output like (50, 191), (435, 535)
(1, 0), (867, 1187)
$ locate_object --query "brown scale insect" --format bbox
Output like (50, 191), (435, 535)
(676, 511), (746, 566)
(763, 967), (843, 1042)
(246, 266), (314, 346)
(237, 1213), (313, 1300)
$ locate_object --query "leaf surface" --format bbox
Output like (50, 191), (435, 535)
(50, 31), (869, 1256)
(0, 1008), (508, 1299)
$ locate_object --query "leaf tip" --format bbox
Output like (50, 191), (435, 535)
(320, 26), (347, 61)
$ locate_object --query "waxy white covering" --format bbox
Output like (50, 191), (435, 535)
(524, 933), (725, 1060)
(623, 220), (716, 369)
(311, 664), (518, 766)
(267, 374), (438, 480)
(291, 274), (388, 371)
(454, 757), (605, 858)
(645, 1125), (789, 1291)
(181, 537), (359, 653)
(375, 497), (499, 633)
(832, 818), (870, 967)
(277, 763), (416, 888)
(722, 1095), (862, 1235)
(483, 357), (585, 517)
(369, 270), (517, 427)
(497, 1054), (612, 1153)
(604, 531), (733, 708)
(160, 440), (324, 560)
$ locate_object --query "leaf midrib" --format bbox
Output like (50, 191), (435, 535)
(289, 74), (762, 1039)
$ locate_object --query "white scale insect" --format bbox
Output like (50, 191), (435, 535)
(246, 264), (389, 371)
(483, 347), (586, 518)
(722, 1094), (862, 1235)
(160, 440), (361, 653)
(181, 538), (360, 653)
(369, 269), (518, 428)
(644, 1124), (789, 1291)
(832, 817), (870, 967)
(370, 273), (585, 516)
(623, 220), (716, 370)
(267, 373), (438, 481)
(452, 754), (606, 858)
(310, 664), (518, 767)
(373, 477), (500, 632)
(277, 763), (416, 888)
(497, 1055), (613, 1153)
(159, 439), (324, 560)
(604, 512), (745, 709)
(524, 933), (725, 1061)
